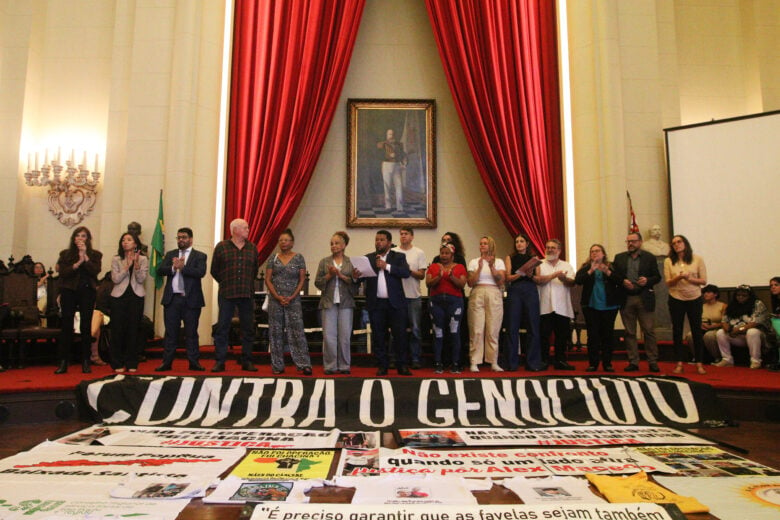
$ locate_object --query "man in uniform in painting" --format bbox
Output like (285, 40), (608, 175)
(377, 128), (406, 211)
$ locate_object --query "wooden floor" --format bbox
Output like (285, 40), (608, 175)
(1, 419), (778, 520)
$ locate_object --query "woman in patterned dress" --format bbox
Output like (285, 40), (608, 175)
(264, 229), (312, 375)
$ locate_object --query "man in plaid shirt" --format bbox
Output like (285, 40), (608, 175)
(210, 218), (259, 372)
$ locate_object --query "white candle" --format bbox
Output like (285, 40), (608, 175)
(44, 149), (49, 166)
(57, 146), (61, 164)
(70, 149), (75, 164)
(35, 152), (39, 171)
(82, 151), (87, 168)
(28, 153), (32, 172)
(94, 153), (99, 172)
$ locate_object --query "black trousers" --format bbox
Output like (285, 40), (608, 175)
(668, 295), (705, 362)
(583, 307), (618, 367)
(58, 285), (96, 362)
(540, 312), (570, 364)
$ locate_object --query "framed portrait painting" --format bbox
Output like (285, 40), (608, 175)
(347, 99), (436, 227)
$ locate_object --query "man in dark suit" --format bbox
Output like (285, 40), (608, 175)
(155, 227), (207, 371)
(354, 230), (412, 375)
(612, 231), (662, 372)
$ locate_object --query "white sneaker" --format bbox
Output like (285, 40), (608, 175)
(713, 359), (733, 367)
(491, 364), (504, 372)
(469, 364), (480, 372)
(750, 360), (762, 369)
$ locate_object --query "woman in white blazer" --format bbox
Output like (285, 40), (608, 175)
(109, 232), (148, 372)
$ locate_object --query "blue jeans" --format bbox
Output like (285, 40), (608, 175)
(506, 282), (543, 370)
(213, 295), (255, 363)
(429, 294), (463, 366)
(406, 297), (422, 363)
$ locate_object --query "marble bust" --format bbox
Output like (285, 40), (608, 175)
(642, 224), (670, 256)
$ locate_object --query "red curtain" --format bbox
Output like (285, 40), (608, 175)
(425, 0), (564, 255)
(226, 0), (365, 261)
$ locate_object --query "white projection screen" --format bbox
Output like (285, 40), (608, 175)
(665, 110), (780, 288)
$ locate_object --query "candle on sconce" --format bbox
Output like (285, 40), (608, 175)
(94, 154), (99, 172)
(35, 152), (39, 171)
(44, 149), (49, 166)
(70, 149), (75, 165)
(57, 147), (62, 164)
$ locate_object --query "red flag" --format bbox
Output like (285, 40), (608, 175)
(627, 191), (639, 233)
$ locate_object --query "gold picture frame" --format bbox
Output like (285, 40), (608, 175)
(347, 99), (435, 228)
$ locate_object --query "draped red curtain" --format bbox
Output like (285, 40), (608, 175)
(425, 0), (564, 255)
(226, 0), (365, 261)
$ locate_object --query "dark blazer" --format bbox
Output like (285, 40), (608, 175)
(574, 264), (622, 308)
(360, 249), (410, 311)
(611, 250), (661, 311)
(159, 248), (207, 308)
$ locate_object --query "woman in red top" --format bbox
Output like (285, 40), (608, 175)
(426, 243), (467, 373)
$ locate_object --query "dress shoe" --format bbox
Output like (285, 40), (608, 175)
(376, 367), (388, 376)
(411, 361), (422, 370)
(624, 364), (639, 372)
(585, 365), (598, 372)
(526, 365), (546, 372)
(54, 360), (68, 374)
(82, 360), (92, 374)
(339, 369), (351, 375)
(603, 365), (615, 372)
(300, 367), (312, 376)
(272, 367), (284, 375)
(649, 363), (661, 373)
(155, 364), (172, 372)
(211, 362), (226, 373)
(324, 369), (336, 375)
(189, 363), (205, 371)
(397, 366), (412, 376)
(553, 361), (575, 370)
(242, 361), (258, 372)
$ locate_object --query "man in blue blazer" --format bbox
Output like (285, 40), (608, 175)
(354, 230), (412, 375)
(155, 227), (207, 371)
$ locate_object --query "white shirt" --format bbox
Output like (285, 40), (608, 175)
(392, 245), (427, 298)
(467, 257), (506, 286)
(376, 252), (389, 299)
(537, 258), (574, 318)
(173, 247), (191, 294)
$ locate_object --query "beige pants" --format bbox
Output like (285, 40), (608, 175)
(468, 285), (504, 364)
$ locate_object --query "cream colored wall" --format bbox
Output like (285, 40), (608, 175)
(1, 0), (225, 339)
(565, 0), (780, 266)
(287, 0), (511, 295)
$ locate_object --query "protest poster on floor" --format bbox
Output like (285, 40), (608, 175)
(499, 475), (606, 504)
(656, 475), (780, 520)
(630, 445), (780, 477)
(204, 475), (317, 504)
(0, 480), (190, 520)
(55, 425), (377, 450)
(230, 449), (335, 480)
(378, 446), (675, 477)
(396, 425), (713, 447)
(0, 441), (243, 483)
(248, 502), (681, 520)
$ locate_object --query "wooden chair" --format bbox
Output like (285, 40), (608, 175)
(0, 272), (61, 367)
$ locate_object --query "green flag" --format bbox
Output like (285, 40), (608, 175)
(150, 190), (165, 289)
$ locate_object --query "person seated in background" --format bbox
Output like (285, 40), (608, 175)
(33, 262), (49, 319)
(697, 284), (727, 363)
(714, 284), (770, 369)
(765, 277), (780, 371)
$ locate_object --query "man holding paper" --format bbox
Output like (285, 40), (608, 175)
(353, 230), (412, 375)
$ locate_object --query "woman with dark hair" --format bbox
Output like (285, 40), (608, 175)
(265, 228), (312, 375)
(504, 233), (544, 371)
(432, 231), (466, 268)
(770, 277), (780, 316)
(55, 226), (103, 374)
(315, 231), (355, 375)
(109, 232), (148, 372)
(664, 235), (708, 375)
(714, 284), (770, 369)
(575, 244), (622, 372)
(427, 243), (468, 373)
(699, 284), (727, 362)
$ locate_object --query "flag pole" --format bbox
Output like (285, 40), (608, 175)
(150, 190), (165, 334)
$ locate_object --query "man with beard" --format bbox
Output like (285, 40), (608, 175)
(612, 232), (662, 372)
(353, 230), (412, 375)
(537, 239), (576, 370)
